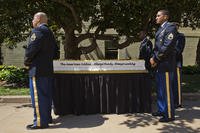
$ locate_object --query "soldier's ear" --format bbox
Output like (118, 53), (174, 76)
(35, 18), (41, 26)
(37, 17), (41, 23)
(164, 15), (169, 20)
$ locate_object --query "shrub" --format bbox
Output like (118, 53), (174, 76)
(182, 65), (200, 74)
(0, 65), (29, 87)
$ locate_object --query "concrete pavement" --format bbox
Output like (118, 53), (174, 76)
(0, 95), (199, 133)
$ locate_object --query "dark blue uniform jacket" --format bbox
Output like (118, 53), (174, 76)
(153, 22), (177, 72)
(139, 37), (153, 71)
(175, 32), (185, 68)
(24, 24), (59, 77)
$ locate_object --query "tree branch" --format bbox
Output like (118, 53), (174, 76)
(79, 38), (98, 54)
(77, 33), (135, 54)
(77, 33), (118, 43)
(77, 23), (135, 54)
(51, 0), (81, 30)
(78, 25), (99, 40)
(112, 37), (135, 49)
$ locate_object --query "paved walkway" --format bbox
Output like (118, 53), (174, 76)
(0, 96), (200, 133)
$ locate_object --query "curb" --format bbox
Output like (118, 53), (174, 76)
(0, 93), (199, 103)
(0, 95), (31, 103)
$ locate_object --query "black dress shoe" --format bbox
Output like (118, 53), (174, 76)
(49, 116), (53, 124)
(49, 119), (54, 124)
(26, 124), (49, 130)
(175, 105), (183, 109)
(159, 117), (175, 122)
(152, 112), (164, 117)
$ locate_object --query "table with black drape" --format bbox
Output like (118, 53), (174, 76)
(52, 72), (152, 115)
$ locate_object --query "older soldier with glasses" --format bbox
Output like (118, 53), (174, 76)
(24, 12), (59, 129)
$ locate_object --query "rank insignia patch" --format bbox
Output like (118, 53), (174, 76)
(167, 33), (174, 40)
(30, 33), (36, 41)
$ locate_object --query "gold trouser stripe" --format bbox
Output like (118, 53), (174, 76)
(165, 72), (171, 118)
(177, 67), (181, 105)
(32, 77), (41, 126)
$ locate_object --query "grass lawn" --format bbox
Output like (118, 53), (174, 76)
(0, 74), (199, 95)
(0, 87), (29, 96)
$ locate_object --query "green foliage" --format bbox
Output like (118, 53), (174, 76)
(0, 65), (28, 87)
(0, 0), (200, 58)
(182, 65), (200, 74)
(1, 0), (200, 43)
(182, 74), (200, 93)
(0, 0), (34, 45)
(0, 87), (29, 96)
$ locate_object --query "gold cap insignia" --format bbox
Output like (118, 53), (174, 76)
(30, 33), (36, 41)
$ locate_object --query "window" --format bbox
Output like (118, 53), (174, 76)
(105, 40), (118, 59)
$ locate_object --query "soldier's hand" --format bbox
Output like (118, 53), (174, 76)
(150, 58), (157, 68)
(24, 66), (30, 70)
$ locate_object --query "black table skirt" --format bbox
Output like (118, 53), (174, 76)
(53, 73), (152, 115)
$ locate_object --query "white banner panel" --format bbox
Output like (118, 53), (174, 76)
(53, 60), (147, 73)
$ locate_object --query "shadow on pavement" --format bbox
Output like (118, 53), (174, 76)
(15, 104), (32, 108)
(49, 114), (108, 129)
(120, 99), (200, 133)
(12, 97), (199, 132)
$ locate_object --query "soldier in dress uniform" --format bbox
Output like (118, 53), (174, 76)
(24, 12), (59, 130)
(173, 22), (185, 108)
(150, 10), (177, 122)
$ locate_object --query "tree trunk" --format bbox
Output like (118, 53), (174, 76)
(196, 38), (200, 66)
(64, 29), (81, 59)
(0, 40), (3, 65)
(0, 47), (2, 65)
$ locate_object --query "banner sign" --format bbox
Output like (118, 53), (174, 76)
(53, 60), (147, 73)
